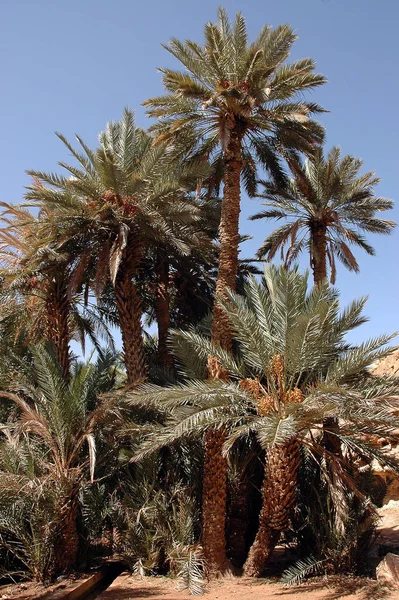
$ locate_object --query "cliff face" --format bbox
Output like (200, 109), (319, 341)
(371, 350), (399, 377)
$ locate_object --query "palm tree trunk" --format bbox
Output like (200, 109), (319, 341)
(311, 223), (327, 285)
(211, 131), (242, 349)
(226, 476), (249, 567)
(45, 276), (71, 380)
(114, 252), (146, 385)
(155, 253), (173, 370)
(50, 488), (79, 578)
(202, 428), (228, 573)
(311, 213), (342, 459)
(244, 438), (300, 577)
(203, 130), (243, 574)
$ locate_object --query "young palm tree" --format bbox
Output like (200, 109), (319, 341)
(24, 109), (208, 385)
(129, 265), (399, 577)
(251, 147), (395, 284)
(145, 10), (326, 568)
(0, 347), (123, 577)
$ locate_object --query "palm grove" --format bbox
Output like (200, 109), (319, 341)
(0, 8), (397, 590)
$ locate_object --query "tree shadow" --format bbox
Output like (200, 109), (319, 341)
(375, 524), (399, 553)
(274, 576), (394, 600)
(97, 584), (184, 599)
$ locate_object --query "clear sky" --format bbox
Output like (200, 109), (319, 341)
(1, 0), (398, 347)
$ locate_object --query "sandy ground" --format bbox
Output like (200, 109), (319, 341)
(96, 574), (396, 600)
(0, 574), (399, 600)
(0, 576), (86, 599)
(0, 572), (396, 600)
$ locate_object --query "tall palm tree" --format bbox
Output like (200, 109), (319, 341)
(145, 10), (326, 569)
(0, 347), (122, 578)
(145, 8), (326, 349)
(251, 147), (395, 284)
(130, 265), (399, 577)
(25, 110), (208, 385)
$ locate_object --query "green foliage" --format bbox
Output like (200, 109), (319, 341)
(131, 265), (399, 466)
(109, 474), (204, 588)
(286, 449), (380, 581)
(0, 481), (58, 581)
(0, 347), (124, 581)
(252, 147), (396, 282)
(281, 555), (327, 585)
(145, 8), (326, 190)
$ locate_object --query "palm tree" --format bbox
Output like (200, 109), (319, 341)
(0, 204), (113, 379)
(25, 110), (208, 385)
(0, 347), (123, 578)
(145, 10), (326, 568)
(251, 147), (395, 284)
(129, 265), (399, 577)
(145, 8), (326, 349)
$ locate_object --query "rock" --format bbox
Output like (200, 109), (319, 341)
(374, 500), (399, 558)
(369, 446), (399, 505)
(371, 350), (399, 378)
(384, 476), (399, 504)
(377, 553), (399, 586)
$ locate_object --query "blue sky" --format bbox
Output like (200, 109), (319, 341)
(1, 0), (398, 347)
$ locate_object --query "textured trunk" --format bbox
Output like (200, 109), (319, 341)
(311, 223), (327, 285)
(114, 249), (146, 385)
(202, 130), (243, 574)
(45, 276), (71, 380)
(226, 476), (249, 567)
(244, 438), (301, 577)
(202, 428), (228, 573)
(51, 489), (79, 577)
(311, 227), (341, 462)
(155, 254), (173, 370)
(211, 131), (242, 350)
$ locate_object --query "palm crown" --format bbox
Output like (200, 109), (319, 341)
(145, 8), (326, 186)
(25, 109), (206, 290)
(252, 147), (396, 283)
(145, 8), (327, 358)
(0, 347), (122, 483)
(133, 265), (398, 448)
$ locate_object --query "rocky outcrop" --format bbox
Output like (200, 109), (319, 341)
(377, 552), (399, 587)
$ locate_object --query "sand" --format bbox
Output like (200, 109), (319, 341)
(95, 573), (395, 600)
